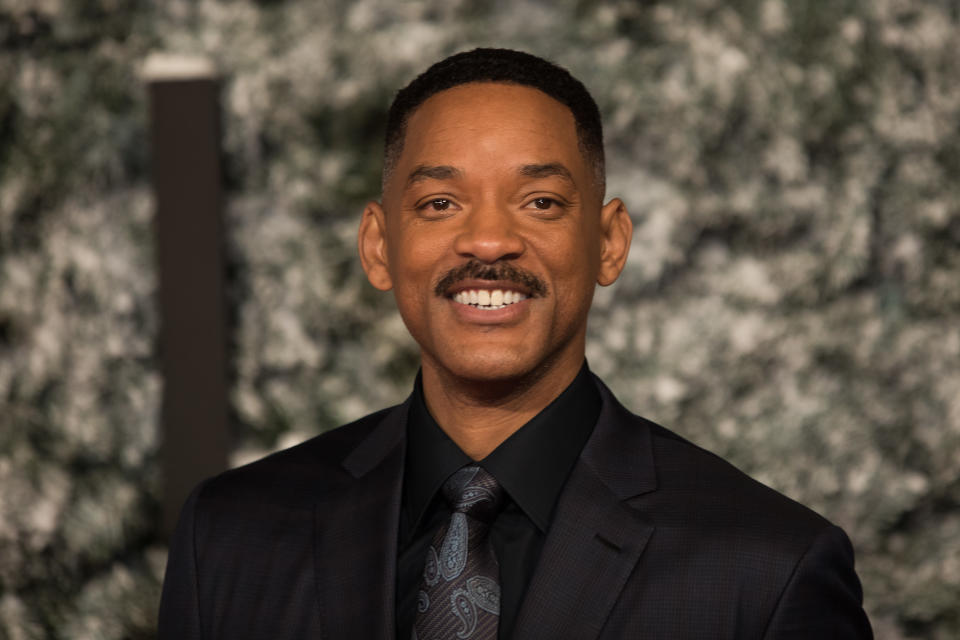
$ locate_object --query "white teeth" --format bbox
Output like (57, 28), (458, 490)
(452, 288), (529, 309)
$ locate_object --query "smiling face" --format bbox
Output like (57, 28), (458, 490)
(359, 82), (632, 391)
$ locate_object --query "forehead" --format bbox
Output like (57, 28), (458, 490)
(408, 82), (576, 133)
(391, 83), (587, 187)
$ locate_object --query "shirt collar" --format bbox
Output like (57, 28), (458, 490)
(403, 362), (601, 534)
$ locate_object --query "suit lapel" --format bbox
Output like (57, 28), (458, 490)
(513, 378), (658, 639)
(314, 401), (409, 639)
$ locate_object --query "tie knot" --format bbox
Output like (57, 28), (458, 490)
(441, 465), (505, 522)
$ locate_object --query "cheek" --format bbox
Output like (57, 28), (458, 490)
(541, 230), (600, 283)
(388, 232), (446, 302)
(541, 241), (600, 316)
(556, 275), (597, 315)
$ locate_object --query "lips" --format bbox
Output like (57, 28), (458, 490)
(433, 260), (549, 300)
(452, 288), (529, 309)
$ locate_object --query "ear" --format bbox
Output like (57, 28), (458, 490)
(358, 201), (393, 291)
(596, 197), (633, 286)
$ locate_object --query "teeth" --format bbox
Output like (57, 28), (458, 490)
(452, 289), (529, 309)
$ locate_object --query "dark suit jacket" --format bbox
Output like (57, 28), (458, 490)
(158, 377), (872, 638)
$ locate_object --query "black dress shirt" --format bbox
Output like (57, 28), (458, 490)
(396, 363), (602, 639)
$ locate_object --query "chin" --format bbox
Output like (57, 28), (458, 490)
(434, 337), (578, 389)
(428, 343), (536, 383)
(449, 356), (532, 384)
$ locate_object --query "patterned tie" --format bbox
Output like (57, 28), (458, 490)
(413, 465), (506, 640)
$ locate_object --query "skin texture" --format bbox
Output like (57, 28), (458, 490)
(359, 82), (633, 458)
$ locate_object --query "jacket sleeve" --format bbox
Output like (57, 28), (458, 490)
(763, 524), (873, 639)
(157, 481), (207, 640)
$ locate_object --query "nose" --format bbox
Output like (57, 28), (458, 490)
(452, 201), (525, 264)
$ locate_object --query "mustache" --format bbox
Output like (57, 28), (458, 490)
(433, 260), (549, 298)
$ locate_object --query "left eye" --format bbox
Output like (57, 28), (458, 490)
(531, 197), (556, 210)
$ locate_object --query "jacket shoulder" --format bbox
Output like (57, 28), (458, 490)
(591, 375), (833, 540)
(640, 419), (871, 637)
(196, 404), (398, 509)
(645, 416), (831, 534)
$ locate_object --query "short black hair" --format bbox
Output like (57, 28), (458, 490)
(383, 48), (605, 193)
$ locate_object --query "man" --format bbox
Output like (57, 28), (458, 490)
(159, 49), (872, 639)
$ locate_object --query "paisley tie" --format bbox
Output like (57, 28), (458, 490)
(413, 465), (506, 640)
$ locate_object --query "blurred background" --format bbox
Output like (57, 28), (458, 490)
(1, 0), (958, 637)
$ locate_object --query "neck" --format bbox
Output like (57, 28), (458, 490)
(420, 354), (584, 460)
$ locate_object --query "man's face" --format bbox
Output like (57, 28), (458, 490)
(360, 82), (631, 386)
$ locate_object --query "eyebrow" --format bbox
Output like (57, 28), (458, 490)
(403, 162), (576, 189)
(405, 165), (464, 187)
(519, 163), (575, 185)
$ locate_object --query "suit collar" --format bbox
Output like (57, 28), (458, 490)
(513, 375), (658, 638)
(581, 374), (658, 500)
(316, 376), (660, 640)
(314, 397), (410, 639)
(342, 396), (410, 478)
(404, 362), (601, 536)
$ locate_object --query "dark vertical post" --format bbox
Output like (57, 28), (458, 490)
(147, 60), (229, 538)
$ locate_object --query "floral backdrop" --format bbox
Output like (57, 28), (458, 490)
(1, 0), (958, 637)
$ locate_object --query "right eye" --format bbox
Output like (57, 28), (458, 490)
(423, 199), (451, 211)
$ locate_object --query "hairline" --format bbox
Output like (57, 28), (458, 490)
(382, 80), (606, 199)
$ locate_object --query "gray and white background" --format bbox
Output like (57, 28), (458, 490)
(1, 0), (958, 637)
